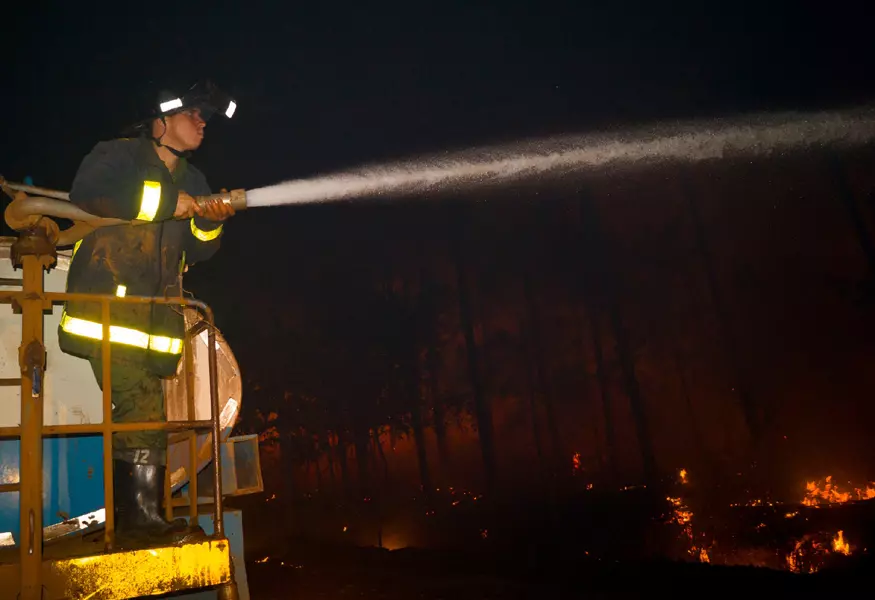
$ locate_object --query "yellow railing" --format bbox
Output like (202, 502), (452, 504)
(0, 248), (232, 599)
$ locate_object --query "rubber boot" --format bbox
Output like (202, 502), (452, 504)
(113, 459), (205, 547)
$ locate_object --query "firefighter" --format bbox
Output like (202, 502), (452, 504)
(57, 80), (237, 546)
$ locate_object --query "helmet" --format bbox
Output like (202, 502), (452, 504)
(123, 79), (238, 136)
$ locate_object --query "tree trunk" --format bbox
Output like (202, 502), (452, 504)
(407, 365), (433, 495)
(418, 246), (450, 481)
(451, 208), (497, 493)
(353, 423), (372, 501)
(673, 345), (711, 474)
(608, 298), (658, 483)
(374, 427), (391, 485)
(326, 430), (337, 492)
(427, 342), (450, 481)
(684, 181), (761, 449)
(579, 192), (657, 483)
(829, 157), (875, 274)
(337, 432), (352, 501)
(587, 308), (616, 479)
(519, 317), (546, 477)
(522, 267), (564, 475)
(313, 446), (323, 491)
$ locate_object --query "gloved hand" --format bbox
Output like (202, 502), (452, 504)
(199, 188), (236, 222)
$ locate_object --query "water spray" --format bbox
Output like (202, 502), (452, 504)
(5, 104), (875, 244)
(242, 104), (875, 209)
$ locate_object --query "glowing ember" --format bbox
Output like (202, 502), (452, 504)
(572, 452), (581, 473)
(802, 475), (875, 506)
(256, 557), (269, 564)
(679, 468), (688, 484)
(666, 495), (712, 562)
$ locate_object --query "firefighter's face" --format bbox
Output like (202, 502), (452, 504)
(162, 108), (206, 150)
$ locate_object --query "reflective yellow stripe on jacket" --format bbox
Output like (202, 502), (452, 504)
(190, 218), (223, 242)
(60, 312), (183, 354)
(136, 181), (162, 221)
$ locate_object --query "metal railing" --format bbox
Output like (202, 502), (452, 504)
(0, 261), (227, 598)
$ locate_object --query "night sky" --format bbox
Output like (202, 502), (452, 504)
(3, 1), (875, 496)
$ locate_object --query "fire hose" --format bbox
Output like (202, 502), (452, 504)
(1, 178), (247, 247)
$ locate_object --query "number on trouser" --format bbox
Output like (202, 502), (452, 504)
(133, 449), (151, 464)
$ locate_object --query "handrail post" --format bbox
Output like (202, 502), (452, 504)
(207, 318), (224, 536)
(185, 323), (199, 525)
(101, 298), (114, 551)
(18, 253), (46, 600)
(10, 229), (56, 600)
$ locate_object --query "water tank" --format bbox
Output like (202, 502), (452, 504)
(0, 236), (241, 545)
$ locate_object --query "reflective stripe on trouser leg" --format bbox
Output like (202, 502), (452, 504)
(88, 358), (168, 465)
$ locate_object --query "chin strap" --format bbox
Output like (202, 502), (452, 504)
(150, 117), (192, 158)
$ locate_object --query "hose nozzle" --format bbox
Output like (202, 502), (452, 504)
(195, 188), (247, 211)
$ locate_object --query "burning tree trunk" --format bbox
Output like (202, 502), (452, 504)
(522, 267), (564, 476)
(451, 206), (497, 493)
(579, 191), (657, 483)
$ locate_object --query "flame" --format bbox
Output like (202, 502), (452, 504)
(786, 530), (853, 573)
(786, 537), (826, 574)
(802, 476), (875, 506)
(699, 548), (710, 563)
(256, 557), (269, 563)
(679, 468), (688, 484)
(832, 531), (851, 555)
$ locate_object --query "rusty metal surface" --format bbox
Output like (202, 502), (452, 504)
(9, 229), (57, 270)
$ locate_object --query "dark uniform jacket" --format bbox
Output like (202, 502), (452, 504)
(58, 137), (224, 377)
